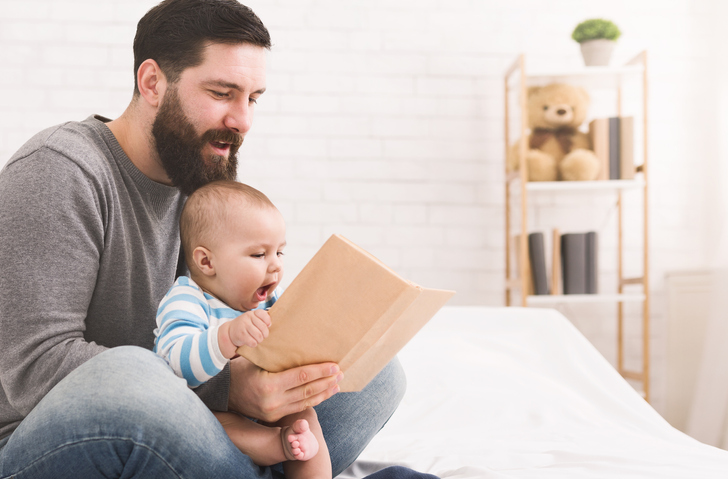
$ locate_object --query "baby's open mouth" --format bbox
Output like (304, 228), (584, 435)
(255, 284), (273, 302)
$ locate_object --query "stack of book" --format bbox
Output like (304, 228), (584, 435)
(525, 231), (598, 296)
(589, 116), (635, 180)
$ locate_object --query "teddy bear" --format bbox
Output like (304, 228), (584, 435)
(508, 83), (601, 181)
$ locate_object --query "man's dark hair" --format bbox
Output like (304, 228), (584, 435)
(133, 0), (271, 94)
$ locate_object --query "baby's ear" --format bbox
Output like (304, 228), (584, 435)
(191, 246), (216, 277)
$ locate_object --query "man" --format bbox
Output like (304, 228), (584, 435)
(0, 1), (406, 477)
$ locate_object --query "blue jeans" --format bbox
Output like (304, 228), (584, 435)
(0, 346), (406, 478)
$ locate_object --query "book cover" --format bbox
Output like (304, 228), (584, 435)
(237, 234), (456, 392)
(608, 117), (621, 180)
(561, 233), (587, 294)
(619, 116), (635, 180)
(528, 232), (549, 295)
(585, 231), (598, 294)
(589, 118), (610, 180)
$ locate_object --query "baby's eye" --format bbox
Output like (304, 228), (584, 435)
(277, 251), (285, 257)
(251, 253), (265, 258)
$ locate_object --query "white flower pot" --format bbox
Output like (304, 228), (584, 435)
(579, 39), (616, 66)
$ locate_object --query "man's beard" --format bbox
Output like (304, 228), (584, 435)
(151, 87), (242, 195)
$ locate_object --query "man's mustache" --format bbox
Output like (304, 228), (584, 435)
(200, 129), (244, 149)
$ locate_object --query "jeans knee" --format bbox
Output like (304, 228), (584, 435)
(371, 356), (407, 409)
(2, 347), (264, 479)
(46, 346), (206, 440)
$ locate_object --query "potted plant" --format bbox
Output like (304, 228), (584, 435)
(572, 18), (621, 66)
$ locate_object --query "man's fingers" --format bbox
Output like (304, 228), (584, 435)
(275, 377), (342, 419)
(277, 362), (340, 391)
(285, 368), (343, 404)
(227, 358), (345, 423)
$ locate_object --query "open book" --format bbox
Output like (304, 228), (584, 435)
(237, 234), (456, 392)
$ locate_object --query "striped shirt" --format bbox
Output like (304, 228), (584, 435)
(154, 276), (279, 388)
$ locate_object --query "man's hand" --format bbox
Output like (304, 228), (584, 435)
(228, 356), (343, 423)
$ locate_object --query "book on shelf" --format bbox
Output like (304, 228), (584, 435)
(551, 229), (561, 295)
(514, 234), (534, 296)
(236, 234), (456, 392)
(619, 116), (635, 180)
(585, 232), (598, 294)
(589, 118), (609, 180)
(609, 117), (621, 179)
(528, 232), (549, 295)
(589, 116), (635, 180)
(560, 232), (598, 294)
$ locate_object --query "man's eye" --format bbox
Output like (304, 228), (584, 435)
(211, 90), (228, 98)
(249, 97), (258, 104)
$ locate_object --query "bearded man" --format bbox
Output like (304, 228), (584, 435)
(0, 1), (406, 477)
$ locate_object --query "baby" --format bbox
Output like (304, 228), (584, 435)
(154, 179), (331, 479)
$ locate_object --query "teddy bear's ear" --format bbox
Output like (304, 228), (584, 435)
(576, 86), (591, 106)
(527, 86), (542, 98)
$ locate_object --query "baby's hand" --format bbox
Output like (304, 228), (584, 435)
(228, 309), (271, 349)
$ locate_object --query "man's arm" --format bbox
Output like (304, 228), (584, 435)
(0, 152), (108, 419)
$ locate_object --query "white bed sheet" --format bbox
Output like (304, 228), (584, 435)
(342, 306), (728, 478)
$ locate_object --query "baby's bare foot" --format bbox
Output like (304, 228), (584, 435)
(281, 419), (319, 461)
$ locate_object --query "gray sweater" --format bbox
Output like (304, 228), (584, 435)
(0, 116), (229, 440)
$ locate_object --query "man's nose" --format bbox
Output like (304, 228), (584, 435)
(224, 100), (253, 134)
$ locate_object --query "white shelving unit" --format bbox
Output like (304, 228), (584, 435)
(526, 293), (646, 306)
(523, 178), (644, 192)
(503, 52), (651, 401)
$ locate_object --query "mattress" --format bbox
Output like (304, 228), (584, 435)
(341, 306), (728, 478)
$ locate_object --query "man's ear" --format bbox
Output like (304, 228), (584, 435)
(191, 246), (216, 277)
(137, 58), (167, 108)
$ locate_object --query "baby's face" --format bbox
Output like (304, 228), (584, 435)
(211, 206), (286, 311)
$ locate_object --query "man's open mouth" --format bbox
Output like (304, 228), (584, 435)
(210, 141), (231, 156)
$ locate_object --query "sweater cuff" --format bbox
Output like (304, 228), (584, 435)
(193, 362), (230, 411)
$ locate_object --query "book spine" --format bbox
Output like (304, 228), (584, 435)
(561, 233), (587, 294)
(528, 232), (549, 295)
(609, 117), (620, 180)
(619, 116), (635, 180)
(589, 118), (609, 180)
(514, 234), (533, 296)
(551, 228), (561, 295)
(585, 231), (598, 294)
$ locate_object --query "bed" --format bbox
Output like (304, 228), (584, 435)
(341, 306), (728, 478)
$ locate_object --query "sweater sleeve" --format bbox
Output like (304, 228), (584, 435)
(0, 150), (109, 420)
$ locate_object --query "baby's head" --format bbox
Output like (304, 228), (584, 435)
(180, 180), (286, 311)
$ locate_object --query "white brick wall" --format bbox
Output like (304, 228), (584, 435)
(1, 0), (725, 415)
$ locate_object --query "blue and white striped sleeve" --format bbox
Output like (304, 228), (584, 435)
(153, 277), (228, 388)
